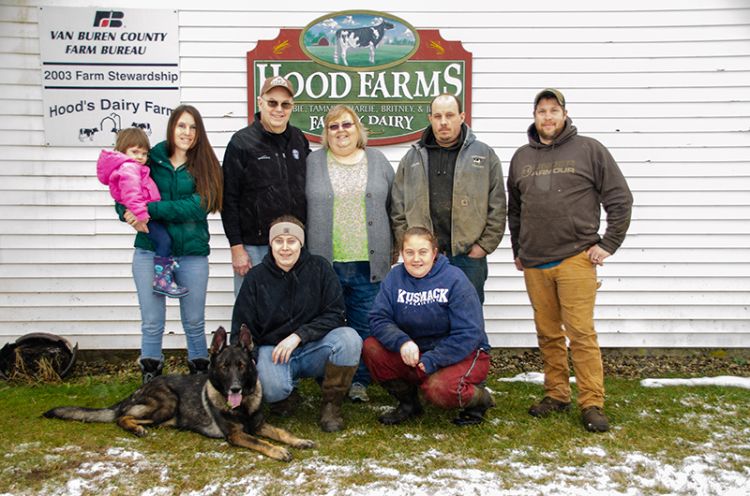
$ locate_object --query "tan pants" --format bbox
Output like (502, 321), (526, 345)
(523, 251), (604, 409)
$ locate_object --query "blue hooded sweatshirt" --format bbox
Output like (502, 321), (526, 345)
(369, 255), (490, 375)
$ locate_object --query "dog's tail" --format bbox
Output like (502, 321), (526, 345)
(43, 406), (116, 423)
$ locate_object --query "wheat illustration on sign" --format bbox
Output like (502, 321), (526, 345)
(273, 40), (290, 54)
(429, 40), (445, 55)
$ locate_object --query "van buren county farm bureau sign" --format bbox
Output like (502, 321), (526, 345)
(247, 10), (472, 146)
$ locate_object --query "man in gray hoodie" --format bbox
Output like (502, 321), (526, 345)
(508, 88), (633, 433)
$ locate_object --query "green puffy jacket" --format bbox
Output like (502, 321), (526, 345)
(117, 140), (211, 256)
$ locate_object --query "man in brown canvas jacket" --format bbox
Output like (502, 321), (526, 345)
(507, 88), (633, 432)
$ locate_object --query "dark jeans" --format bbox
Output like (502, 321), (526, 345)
(448, 254), (488, 304)
(145, 221), (172, 258)
(333, 261), (380, 386)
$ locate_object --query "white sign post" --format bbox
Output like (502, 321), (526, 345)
(38, 7), (180, 146)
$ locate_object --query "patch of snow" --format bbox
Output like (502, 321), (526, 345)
(105, 447), (144, 460)
(581, 446), (607, 457)
(402, 433), (422, 441)
(499, 372), (577, 385)
(423, 448), (443, 458)
(11, 442), (41, 452)
(194, 451), (233, 460)
(141, 487), (172, 496)
(45, 447), (750, 496)
(365, 462), (400, 477)
(39, 415), (750, 496)
(641, 376), (750, 389)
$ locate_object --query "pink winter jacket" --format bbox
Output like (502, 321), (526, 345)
(96, 149), (161, 222)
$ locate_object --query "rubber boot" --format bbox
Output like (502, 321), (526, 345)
(378, 379), (424, 425)
(139, 358), (163, 384)
(153, 256), (189, 298)
(452, 386), (495, 426)
(187, 358), (210, 374)
(319, 362), (357, 432)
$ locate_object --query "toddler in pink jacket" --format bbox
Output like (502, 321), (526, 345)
(97, 128), (187, 298)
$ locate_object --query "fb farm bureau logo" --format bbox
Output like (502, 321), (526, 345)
(246, 10), (472, 145)
(93, 11), (124, 28)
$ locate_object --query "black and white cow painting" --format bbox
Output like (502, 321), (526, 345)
(132, 122), (152, 136)
(334, 20), (395, 66)
(78, 127), (99, 141)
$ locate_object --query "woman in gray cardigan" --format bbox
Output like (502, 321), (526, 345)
(306, 104), (395, 402)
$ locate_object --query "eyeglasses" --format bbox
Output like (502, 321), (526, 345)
(328, 121), (354, 132)
(262, 98), (293, 110)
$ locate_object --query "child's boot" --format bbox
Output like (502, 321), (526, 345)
(153, 256), (189, 298)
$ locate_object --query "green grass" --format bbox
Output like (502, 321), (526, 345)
(1, 370), (749, 495)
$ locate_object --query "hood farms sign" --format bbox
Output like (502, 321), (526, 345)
(246, 10), (472, 145)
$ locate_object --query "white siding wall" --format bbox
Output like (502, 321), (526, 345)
(1, 0), (748, 349)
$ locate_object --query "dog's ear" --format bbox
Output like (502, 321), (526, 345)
(210, 326), (227, 354)
(239, 324), (254, 352)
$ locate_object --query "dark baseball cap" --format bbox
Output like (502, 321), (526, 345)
(534, 88), (565, 109)
(260, 76), (294, 96)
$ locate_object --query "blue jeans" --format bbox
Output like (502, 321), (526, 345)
(448, 254), (488, 304)
(132, 248), (209, 361)
(144, 221), (171, 258)
(255, 326), (362, 403)
(333, 261), (380, 386)
(233, 244), (269, 297)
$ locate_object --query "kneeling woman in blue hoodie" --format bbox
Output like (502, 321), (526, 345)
(363, 226), (494, 425)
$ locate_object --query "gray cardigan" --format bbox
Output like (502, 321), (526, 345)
(306, 147), (395, 282)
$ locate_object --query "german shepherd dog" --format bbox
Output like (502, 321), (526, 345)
(43, 325), (315, 461)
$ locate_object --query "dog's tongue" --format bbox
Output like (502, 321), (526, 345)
(227, 393), (242, 409)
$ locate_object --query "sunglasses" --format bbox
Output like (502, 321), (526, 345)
(328, 121), (354, 132)
(262, 98), (293, 110)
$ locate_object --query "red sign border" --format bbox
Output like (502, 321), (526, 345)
(246, 28), (472, 146)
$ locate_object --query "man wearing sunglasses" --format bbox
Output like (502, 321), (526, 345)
(391, 93), (506, 304)
(221, 76), (311, 297)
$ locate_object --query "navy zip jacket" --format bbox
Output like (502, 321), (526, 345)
(369, 255), (489, 375)
(230, 248), (346, 346)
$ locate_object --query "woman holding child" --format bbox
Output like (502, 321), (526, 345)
(119, 105), (223, 383)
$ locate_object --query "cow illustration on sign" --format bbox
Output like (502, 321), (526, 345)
(334, 19), (394, 66)
(301, 11), (418, 70)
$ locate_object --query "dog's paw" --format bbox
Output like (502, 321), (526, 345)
(270, 447), (293, 462)
(294, 439), (316, 449)
(133, 426), (148, 437)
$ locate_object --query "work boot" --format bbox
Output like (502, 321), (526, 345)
(268, 389), (301, 417)
(153, 256), (189, 298)
(187, 358), (210, 374)
(139, 358), (163, 384)
(319, 362), (357, 432)
(378, 379), (423, 425)
(529, 396), (571, 418)
(582, 406), (610, 432)
(452, 386), (495, 426)
(348, 382), (370, 403)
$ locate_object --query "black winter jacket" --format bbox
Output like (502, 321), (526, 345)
(221, 114), (310, 246)
(230, 249), (346, 347)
